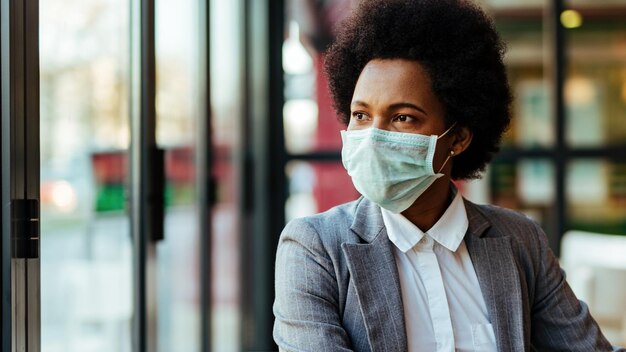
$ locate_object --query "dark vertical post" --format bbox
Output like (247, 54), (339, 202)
(268, 0), (287, 251)
(0, 0), (11, 348)
(130, 0), (157, 350)
(549, 0), (567, 256)
(243, 0), (285, 349)
(0, 0), (13, 351)
(1, 0), (40, 349)
(24, 0), (40, 350)
(241, 0), (255, 348)
(196, 0), (212, 350)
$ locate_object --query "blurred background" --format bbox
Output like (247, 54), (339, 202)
(31, 0), (626, 350)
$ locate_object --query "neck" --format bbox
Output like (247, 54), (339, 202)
(401, 178), (452, 231)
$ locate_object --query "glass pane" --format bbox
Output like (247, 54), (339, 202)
(155, 0), (201, 349)
(488, 159), (555, 228)
(561, 231), (626, 347)
(210, 0), (243, 350)
(286, 161), (359, 221)
(564, 159), (626, 346)
(567, 160), (626, 235)
(283, 1), (353, 154)
(485, 1), (554, 148)
(566, 5), (626, 147)
(40, 1), (132, 351)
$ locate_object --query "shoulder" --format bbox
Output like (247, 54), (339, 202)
(279, 198), (363, 255)
(285, 199), (359, 234)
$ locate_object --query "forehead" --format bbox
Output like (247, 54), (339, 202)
(351, 58), (440, 108)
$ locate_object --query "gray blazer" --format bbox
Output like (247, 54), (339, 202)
(273, 196), (624, 351)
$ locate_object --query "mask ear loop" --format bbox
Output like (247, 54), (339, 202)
(437, 150), (455, 173)
(436, 122), (458, 174)
(437, 122), (457, 140)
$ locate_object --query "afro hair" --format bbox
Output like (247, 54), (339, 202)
(324, 0), (512, 180)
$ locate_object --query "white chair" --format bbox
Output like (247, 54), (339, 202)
(561, 230), (626, 347)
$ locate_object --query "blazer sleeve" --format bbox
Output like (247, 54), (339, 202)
(528, 221), (625, 351)
(273, 218), (353, 352)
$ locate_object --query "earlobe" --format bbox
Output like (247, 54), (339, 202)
(452, 126), (473, 156)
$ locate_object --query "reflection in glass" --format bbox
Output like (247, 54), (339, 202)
(491, 4), (551, 148)
(517, 159), (555, 207)
(155, 0), (202, 349)
(567, 9), (626, 147)
(283, 99), (318, 153)
(286, 161), (358, 221)
(561, 230), (626, 347)
(566, 75), (604, 147)
(286, 162), (317, 221)
(514, 80), (553, 147)
(40, 0), (132, 351)
(210, 0), (243, 350)
(283, 0), (353, 154)
(568, 160), (626, 235)
(489, 159), (555, 226)
(283, 21), (313, 75)
(282, 25), (318, 154)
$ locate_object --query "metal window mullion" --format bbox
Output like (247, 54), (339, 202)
(1, 0), (12, 348)
(241, 0), (255, 348)
(1, 0), (40, 351)
(0, 0), (14, 351)
(195, 0), (212, 350)
(130, 0), (157, 350)
(24, 1), (40, 351)
(550, 0), (567, 256)
(243, 0), (285, 350)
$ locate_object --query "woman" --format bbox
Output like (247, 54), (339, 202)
(273, 0), (622, 351)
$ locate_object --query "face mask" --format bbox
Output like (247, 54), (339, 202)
(341, 124), (455, 213)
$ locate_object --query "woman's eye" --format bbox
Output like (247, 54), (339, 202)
(352, 112), (366, 121)
(395, 114), (414, 122)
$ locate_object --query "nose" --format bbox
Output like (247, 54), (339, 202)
(371, 116), (389, 131)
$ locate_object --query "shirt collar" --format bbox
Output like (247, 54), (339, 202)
(382, 187), (469, 253)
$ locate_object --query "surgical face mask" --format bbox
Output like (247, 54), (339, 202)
(341, 124), (455, 213)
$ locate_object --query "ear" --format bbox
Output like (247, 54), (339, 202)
(451, 126), (473, 156)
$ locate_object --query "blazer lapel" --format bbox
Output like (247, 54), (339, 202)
(342, 198), (407, 352)
(464, 201), (525, 352)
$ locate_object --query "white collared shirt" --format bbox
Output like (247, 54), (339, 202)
(381, 190), (497, 352)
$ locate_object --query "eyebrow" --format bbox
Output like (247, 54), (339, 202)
(350, 100), (428, 115)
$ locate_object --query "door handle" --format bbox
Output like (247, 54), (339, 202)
(150, 147), (165, 242)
